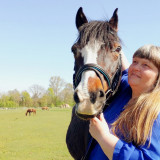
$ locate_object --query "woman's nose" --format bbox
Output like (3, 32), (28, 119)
(133, 63), (141, 71)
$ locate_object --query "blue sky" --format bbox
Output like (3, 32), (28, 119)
(0, 0), (160, 93)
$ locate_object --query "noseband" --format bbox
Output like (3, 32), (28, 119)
(74, 54), (122, 102)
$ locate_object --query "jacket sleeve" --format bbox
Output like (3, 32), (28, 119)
(113, 114), (160, 160)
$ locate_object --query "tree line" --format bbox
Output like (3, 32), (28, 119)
(0, 76), (75, 108)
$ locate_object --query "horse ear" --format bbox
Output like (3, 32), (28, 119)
(109, 8), (118, 32)
(76, 7), (88, 30)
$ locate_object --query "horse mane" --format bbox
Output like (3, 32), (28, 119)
(76, 21), (121, 48)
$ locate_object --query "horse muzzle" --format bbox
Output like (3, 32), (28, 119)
(74, 90), (106, 120)
(75, 103), (103, 120)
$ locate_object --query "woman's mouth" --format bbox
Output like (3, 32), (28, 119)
(131, 72), (141, 78)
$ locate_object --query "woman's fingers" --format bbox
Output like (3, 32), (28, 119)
(90, 114), (105, 126)
(90, 117), (98, 123)
(99, 113), (105, 122)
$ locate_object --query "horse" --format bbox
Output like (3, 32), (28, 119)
(42, 106), (49, 110)
(25, 108), (36, 116)
(66, 7), (122, 160)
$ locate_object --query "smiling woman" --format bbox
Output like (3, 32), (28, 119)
(88, 45), (160, 160)
(128, 57), (158, 96)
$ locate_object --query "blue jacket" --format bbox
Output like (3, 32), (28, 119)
(88, 70), (160, 160)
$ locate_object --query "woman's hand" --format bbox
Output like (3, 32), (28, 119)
(89, 113), (119, 160)
(89, 113), (110, 142)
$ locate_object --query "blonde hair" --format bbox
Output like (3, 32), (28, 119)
(112, 45), (160, 146)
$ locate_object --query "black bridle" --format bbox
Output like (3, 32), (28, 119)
(73, 54), (122, 103)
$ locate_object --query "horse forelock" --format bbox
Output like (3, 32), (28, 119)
(77, 21), (120, 49)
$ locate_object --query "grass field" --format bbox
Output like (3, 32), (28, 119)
(0, 108), (73, 160)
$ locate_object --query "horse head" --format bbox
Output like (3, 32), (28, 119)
(72, 7), (122, 120)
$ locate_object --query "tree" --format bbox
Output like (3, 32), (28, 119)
(60, 83), (75, 106)
(39, 94), (48, 107)
(30, 84), (46, 98)
(20, 91), (32, 107)
(8, 89), (21, 105)
(46, 88), (55, 107)
(0, 94), (19, 108)
(0, 95), (9, 108)
(29, 84), (46, 107)
(49, 76), (65, 97)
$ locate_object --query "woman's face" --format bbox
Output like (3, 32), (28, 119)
(128, 57), (158, 94)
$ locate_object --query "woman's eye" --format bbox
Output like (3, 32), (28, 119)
(132, 60), (137, 64)
(143, 63), (149, 68)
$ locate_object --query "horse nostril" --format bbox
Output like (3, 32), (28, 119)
(99, 90), (105, 98)
(90, 92), (97, 104)
(74, 91), (80, 103)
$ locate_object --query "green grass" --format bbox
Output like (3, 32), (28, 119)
(0, 108), (73, 160)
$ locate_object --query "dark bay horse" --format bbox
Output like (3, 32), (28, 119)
(25, 108), (36, 116)
(66, 7), (122, 160)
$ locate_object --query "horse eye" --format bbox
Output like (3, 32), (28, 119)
(115, 46), (121, 52)
(71, 46), (76, 53)
(101, 44), (106, 50)
(71, 45), (77, 54)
